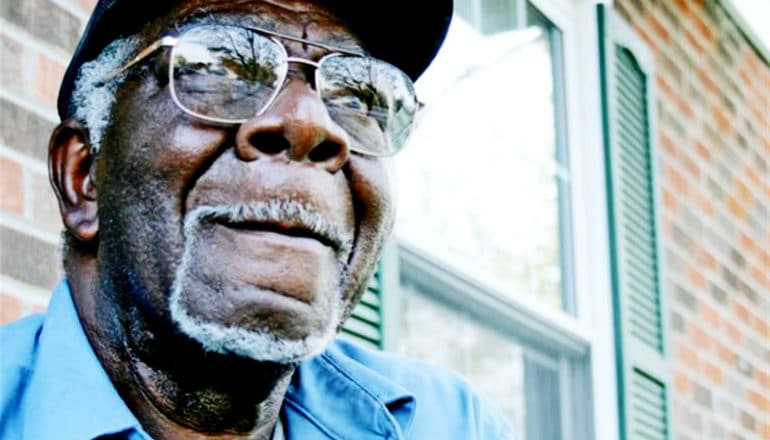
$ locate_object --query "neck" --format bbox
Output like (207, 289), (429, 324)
(67, 259), (295, 439)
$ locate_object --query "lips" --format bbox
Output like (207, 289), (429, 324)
(217, 219), (341, 250)
(184, 200), (353, 257)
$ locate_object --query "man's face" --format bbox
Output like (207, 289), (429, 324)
(93, 0), (395, 362)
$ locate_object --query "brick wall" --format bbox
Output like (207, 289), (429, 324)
(0, 0), (97, 321)
(0, 0), (767, 438)
(614, 0), (770, 439)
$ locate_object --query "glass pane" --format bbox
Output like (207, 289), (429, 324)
(395, 3), (570, 310)
(393, 284), (562, 439)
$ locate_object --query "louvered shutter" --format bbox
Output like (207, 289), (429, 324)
(340, 264), (384, 349)
(599, 5), (671, 440)
(340, 241), (398, 350)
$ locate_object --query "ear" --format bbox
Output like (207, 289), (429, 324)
(49, 119), (99, 243)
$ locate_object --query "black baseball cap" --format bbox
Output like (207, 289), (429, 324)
(57, 0), (453, 119)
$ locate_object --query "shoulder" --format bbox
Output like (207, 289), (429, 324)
(0, 314), (46, 437)
(324, 339), (515, 439)
(0, 313), (45, 371)
(328, 339), (474, 396)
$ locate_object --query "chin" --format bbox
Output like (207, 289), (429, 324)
(167, 205), (346, 363)
(169, 286), (340, 363)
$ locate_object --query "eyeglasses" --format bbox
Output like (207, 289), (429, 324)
(105, 23), (422, 156)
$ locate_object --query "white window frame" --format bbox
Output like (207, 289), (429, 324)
(388, 1), (620, 439)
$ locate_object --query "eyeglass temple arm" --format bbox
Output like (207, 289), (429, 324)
(101, 36), (179, 83)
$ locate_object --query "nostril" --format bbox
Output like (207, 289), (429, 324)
(249, 132), (290, 155)
(308, 141), (343, 162)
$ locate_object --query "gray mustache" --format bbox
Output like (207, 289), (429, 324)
(183, 199), (353, 254)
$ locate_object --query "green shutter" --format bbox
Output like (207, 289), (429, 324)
(340, 265), (384, 349)
(340, 240), (399, 350)
(599, 5), (671, 440)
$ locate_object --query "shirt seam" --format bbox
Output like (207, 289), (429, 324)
(318, 353), (394, 435)
(282, 396), (340, 439)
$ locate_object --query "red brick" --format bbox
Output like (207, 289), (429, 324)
(680, 153), (700, 178)
(734, 179), (753, 205)
(0, 157), (24, 214)
(676, 95), (696, 120)
(647, 12), (670, 43)
(662, 188), (678, 211)
(634, 25), (657, 53)
(749, 266), (769, 290)
(657, 76), (675, 101)
(660, 133), (677, 155)
(760, 423), (770, 440)
(726, 196), (746, 220)
(36, 54), (66, 108)
(666, 165), (690, 196)
(733, 300), (751, 322)
(677, 342), (700, 370)
(742, 50), (763, 77)
(703, 361), (723, 385)
(713, 340), (735, 364)
(674, 371), (691, 393)
(747, 389), (770, 413)
(690, 323), (711, 349)
(700, 301), (720, 327)
(0, 293), (22, 325)
(695, 141), (711, 161)
(684, 265), (707, 291)
(673, 0), (691, 17)
(737, 68), (752, 89)
(757, 370), (770, 389)
(745, 165), (760, 187)
(711, 106), (732, 132)
(738, 232), (758, 257)
(684, 28), (705, 56)
(697, 69), (718, 94)
(694, 191), (716, 217)
(691, 13), (715, 43)
(752, 317), (769, 340)
(725, 322), (742, 345)
(750, 105), (767, 128)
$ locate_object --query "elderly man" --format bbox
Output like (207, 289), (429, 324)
(0, 1), (513, 439)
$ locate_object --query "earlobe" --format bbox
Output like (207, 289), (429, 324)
(49, 119), (99, 243)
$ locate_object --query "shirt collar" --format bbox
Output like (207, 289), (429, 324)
(285, 340), (417, 439)
(24, 281), (145, 440)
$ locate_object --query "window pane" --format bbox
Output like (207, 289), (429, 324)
(395, 2), (570, 310)
(393, 284), (562, 439)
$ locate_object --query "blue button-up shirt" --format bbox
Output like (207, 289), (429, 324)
(0, 281), (514, 439)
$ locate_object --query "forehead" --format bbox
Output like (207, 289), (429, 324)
(146, 0), (363, 51)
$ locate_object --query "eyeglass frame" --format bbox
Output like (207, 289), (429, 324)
(102, 23), (424, 156)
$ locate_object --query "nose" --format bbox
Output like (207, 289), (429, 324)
(234, 80), (350, 173)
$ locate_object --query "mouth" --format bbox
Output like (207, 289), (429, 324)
(186, 200), (352, 255)
(218, 219), (341, 250)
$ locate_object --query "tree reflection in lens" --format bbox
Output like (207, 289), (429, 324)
(173, 25), (285, 120)
(319, 56), (418, 154)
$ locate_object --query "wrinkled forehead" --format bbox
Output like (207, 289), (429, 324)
(141, 0), (364, 52)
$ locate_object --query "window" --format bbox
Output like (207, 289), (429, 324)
(395, 0), (573, 312)
(339, 1), (638, 439)
(385, 0), (617, 439)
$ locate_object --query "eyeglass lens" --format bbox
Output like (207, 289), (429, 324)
(169, 24), (419, 156)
